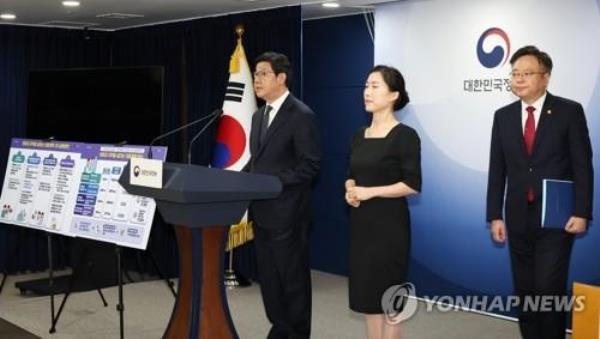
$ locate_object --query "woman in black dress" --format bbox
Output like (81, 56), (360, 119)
(345, 65), (421, 339)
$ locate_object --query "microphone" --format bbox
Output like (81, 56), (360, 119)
(187, 109), (223, 164)
(147, 109), (222, 159)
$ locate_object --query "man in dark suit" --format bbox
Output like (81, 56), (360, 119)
(487, 45), (593, 339)
(247, 51), (320, 339)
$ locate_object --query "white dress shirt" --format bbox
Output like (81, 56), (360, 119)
(265, 90), (290, 127)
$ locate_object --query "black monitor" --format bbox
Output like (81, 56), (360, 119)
(26, 66), (163, 145)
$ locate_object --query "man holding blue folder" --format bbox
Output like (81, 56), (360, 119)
(486, 45), (593, 339)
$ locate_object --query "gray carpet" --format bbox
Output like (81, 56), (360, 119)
(0, 270), (532, 338)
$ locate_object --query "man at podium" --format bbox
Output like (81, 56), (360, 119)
(246, 51), (321, 339)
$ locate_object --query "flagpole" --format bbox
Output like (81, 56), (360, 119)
(224, 24), (253, 289)
(224, 246), (250, 288)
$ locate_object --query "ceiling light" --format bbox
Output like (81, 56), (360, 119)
(0, 13), (16, 20)
(322, 2), (340, 8)
(62, 1), (81, 7)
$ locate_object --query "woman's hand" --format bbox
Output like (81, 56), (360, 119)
(347, 186), (374, 202)
(345, 179), (361, 207)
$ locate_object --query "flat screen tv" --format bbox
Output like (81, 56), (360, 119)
(26, 66), (163, 145)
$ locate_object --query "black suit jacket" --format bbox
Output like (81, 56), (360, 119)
(246, 94), (321, 229)
(486, 93), (593, 230)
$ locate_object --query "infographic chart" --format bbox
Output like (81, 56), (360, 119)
(0, 138), (167, 249)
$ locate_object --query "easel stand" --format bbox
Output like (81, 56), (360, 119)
(116, 245), (125, 339)
(147, 248), (177, 297)
(47, 234), (108, 334)
(0, 271), (6, 294)
(130, 233), (177, 298)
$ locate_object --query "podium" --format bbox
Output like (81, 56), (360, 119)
(119, 162), (281, 339)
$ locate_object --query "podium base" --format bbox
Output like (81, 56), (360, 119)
(224, 269), (251, 288)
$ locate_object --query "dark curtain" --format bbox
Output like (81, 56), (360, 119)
(0, 6), (301, 280)
(0, 26), (111, 273)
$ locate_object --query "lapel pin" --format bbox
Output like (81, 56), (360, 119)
(547, 109), (552, 115)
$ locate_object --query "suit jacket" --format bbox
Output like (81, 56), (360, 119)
(486, 93), (593, 231)
(246, 94), (321, 229)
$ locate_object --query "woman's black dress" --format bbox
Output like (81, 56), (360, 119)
(348, 123), (422, 314)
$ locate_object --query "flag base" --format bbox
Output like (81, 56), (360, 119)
(224, 268), (251, 288)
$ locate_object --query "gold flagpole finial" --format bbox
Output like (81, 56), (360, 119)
(235, 24), (245, 40)
(229, 24), (245, 73)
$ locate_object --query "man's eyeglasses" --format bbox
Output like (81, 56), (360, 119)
(509, 71), (546, 79)
(253, 71), (275, 78)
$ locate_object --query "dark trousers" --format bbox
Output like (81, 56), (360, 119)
(508, 203), (574, 339)
(254, 222), (312, 339)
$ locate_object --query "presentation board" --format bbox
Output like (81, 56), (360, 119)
(0, 138), (167, 250)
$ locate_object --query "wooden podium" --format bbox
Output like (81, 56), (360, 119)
(119, 162), (281, 339)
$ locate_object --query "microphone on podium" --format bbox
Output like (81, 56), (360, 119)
(147, 108), (222, 159)
(187, 109), (224, 164)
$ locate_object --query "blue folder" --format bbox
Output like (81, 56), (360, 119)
(541, 179), (574, 229)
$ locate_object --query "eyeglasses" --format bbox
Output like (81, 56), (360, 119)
(253, 71), (275, 78)
(509, 71), (546, 79)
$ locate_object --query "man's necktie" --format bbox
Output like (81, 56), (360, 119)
(259, 105), (273, 146)
(524, 105), (536, 202)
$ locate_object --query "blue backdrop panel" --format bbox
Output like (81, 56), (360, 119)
(303, 15), (373, 275)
